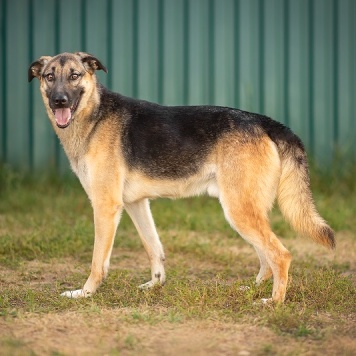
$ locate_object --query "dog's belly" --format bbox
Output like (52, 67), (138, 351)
(123, 165), (219, 203)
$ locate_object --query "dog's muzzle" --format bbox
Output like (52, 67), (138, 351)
(51, 92), (82, 129)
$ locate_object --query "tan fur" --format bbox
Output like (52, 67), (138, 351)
(277, 153), (334, 249)
(29, 52), (334, 303)
(215, 134), (292, 302)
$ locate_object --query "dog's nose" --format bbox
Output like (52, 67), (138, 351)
(53, 93), (69, 106)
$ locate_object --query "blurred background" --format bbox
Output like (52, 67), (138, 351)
(0, 0), (355, 173)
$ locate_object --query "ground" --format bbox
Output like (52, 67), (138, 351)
(1, 233), (355, 355)
(0, 171), (355, 355)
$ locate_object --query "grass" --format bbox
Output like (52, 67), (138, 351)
(0, 162), (355, 355)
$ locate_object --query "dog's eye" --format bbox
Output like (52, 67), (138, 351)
(46, 73), (54, 82)
(70, 73), (80, 81)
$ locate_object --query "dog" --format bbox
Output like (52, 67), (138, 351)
(28, 52), (335, 303)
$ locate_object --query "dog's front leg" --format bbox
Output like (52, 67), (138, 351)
(62, 195), (123, 298)
(125, 199), (166, 289)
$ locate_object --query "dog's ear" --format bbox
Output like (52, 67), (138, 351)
(28, 56), (52, 82)
(75, 52), (108, 74)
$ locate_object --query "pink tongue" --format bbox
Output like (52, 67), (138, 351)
(54, 108), (71, 126)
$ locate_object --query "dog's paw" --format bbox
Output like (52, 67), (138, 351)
(61, 289), (91, 298)
(138, 280), (162, 290)
(139, 271), (165, 290)
(253, 298), (273, 306)
(261, 298), (273, 304)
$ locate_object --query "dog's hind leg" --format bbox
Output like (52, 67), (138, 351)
(125, 199), (166, 289)
(254, 246), (273, 285)
(217, 135), (291, 302)
(221, 194), (292, 303)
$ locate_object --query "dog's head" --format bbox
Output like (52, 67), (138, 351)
(28, 52), (107, 129)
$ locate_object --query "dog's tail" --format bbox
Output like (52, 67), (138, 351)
(261, 118), (335, 249)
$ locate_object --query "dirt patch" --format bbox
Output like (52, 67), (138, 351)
(2, 309), (355, 355)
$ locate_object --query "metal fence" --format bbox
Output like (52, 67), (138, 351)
(1, 0), (355, 172)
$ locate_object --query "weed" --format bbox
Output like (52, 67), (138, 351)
(0, 338), (35, 356)
(295, 324), (313, 337)
(260, 344), (275, 355)
(124, 334), (139, 350)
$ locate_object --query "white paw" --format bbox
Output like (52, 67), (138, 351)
(238, 285), (251, 291)
(61, 289), (91, 298)
(261, 298), (273, 304)
(138, 280), (160, 290)
(253, 298), (273, 306)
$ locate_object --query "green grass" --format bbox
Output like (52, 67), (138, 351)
(0, 163), (355, 354)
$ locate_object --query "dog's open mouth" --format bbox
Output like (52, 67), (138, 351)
(53, 94), (82, 129)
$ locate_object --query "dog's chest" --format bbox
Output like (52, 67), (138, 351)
(70, 157), (91, 195)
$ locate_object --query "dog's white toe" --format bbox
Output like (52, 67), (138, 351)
(138, 280), (159, 290)
(253, 298), (273, 306)
(261, 298), (273, 304)
(61, 289), (91, 298)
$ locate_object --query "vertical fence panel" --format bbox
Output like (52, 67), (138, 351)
(288, 0), (309, 144)
(313, 0), (334, 162)
(0, 0), (7, 162)
(214, 0), (235, 108)
(57, 0), (83, 53)
(263, 0), (285, 123)
(111, 0), (134, 96)
(162, 0), (185, 105)
(6, 0), (31, 169)
(238, 0), (260, 112)
(187, 0), (210, 105)
(136, 0), (160, 102)
(32, 0), (56, 171)
(1, 0), (355, 171)
(85, 0), (109, 87)
(338, 0), (356, 155)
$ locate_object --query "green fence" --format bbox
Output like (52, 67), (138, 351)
(1, 0), (355, 172)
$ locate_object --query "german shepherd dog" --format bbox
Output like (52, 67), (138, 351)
(29, 52), (335, 303)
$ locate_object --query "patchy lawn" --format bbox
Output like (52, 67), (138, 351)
(0, 166), (355, 355)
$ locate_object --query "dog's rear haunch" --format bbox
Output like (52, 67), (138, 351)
(29, 52), (335, 303)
